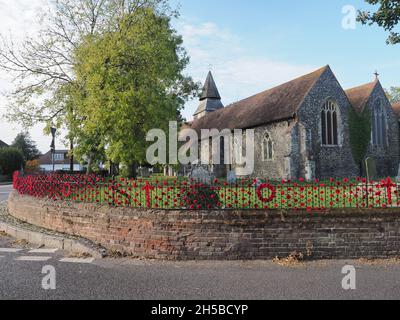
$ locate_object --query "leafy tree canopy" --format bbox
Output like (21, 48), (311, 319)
(358, 0), (400, 44)
(71, 8), (198, 169)
(11, 132), (41, 161)
(0, 0), (185, 170)
(386, 87), (400, 103)
(0, 0), (174, 128)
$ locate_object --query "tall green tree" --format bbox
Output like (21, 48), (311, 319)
(72, 8), (198, 176)
(11, 132), (41, 161)
(0, 0), (174, 170)
(358, 0), (400, 44)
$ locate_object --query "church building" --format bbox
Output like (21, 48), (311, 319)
(187, 66), (400, 180)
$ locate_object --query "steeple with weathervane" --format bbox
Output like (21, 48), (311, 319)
(193, 71), (224, 120)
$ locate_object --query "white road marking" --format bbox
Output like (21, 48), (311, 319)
(28, 248), (58, 254)
(15, 256), (52, 262)
(60, 258), (95, 264)
(0, 248), (23, 253)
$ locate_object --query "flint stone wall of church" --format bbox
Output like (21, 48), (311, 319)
(297, 68), (359, 179)
(363, 83), (400, 178)
(250, 121), (298, 180)
(239, 68), (361, 180)
(201, 68), (399, 181)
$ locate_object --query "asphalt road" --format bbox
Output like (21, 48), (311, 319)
(1, 232), (400, 300)
(1, 184), (400, 300)
(0, 184), (12, 201)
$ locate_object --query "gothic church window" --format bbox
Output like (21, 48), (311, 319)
(321, 100), (339, 146)
(262, 132), (274, 161)
(372, 99), (387, 147)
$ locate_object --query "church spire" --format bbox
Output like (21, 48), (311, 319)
(200, 71), (221, 101)
(193, 71), (224, 120)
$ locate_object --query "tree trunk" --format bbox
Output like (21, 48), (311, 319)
(69, 139), (74, 172)
(109, 161), (120, 177)
(110, 160), (114, 177)
(129, 162), (138, 179)
(87, 158), (92, 174)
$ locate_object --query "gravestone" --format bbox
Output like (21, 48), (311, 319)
(305, 160), (316, 181)
(189, 165), (213, 185)
(138, 167), (150, 178)
(284, 157), (293, 180)
(227, 171), (237, 184)
(365, 157), (377, 181)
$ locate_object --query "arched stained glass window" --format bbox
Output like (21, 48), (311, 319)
(372, 100), (387, 147)
(321, 100), (339, 146)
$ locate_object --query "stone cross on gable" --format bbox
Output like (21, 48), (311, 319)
(374, 70), (380, 80)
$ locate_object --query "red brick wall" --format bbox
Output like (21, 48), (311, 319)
(8, 191), (400, 260)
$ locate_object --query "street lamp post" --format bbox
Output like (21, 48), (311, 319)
(50, 127), (57, 172)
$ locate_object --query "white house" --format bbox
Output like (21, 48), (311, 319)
(38, 150), (84, 172)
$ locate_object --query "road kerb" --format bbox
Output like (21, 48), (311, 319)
(0, 220), (106, 259)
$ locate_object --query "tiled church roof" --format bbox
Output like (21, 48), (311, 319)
(392, 102), (400, 119)
(345, 80), (377, 113)
(190, 66), (328, 131)
(200, 71), (221, 100)
(194, 71), (224, 117)
(346, 80), (400, 118)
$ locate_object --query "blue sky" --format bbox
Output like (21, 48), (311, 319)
(0, 0), (399, 151)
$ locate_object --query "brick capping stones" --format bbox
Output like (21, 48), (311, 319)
(7, 190), (400, 261)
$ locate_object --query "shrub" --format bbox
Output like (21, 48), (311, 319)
(25, 159), (40, 174)
(182, 185), (221, 209)
(0, 147), (24, 175)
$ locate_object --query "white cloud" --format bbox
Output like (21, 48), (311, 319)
(0, 0), (46, 37)
(180, 22), (236, 45)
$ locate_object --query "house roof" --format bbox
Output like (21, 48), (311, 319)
(392, 102), (400, 119)
(190, 65), (329, 131)
(38, 150), (79, 165)
(345, 80), (377, 113)
(0, 140), (8, 148)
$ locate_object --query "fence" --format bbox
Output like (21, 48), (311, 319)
(12, 172), (400, 210)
